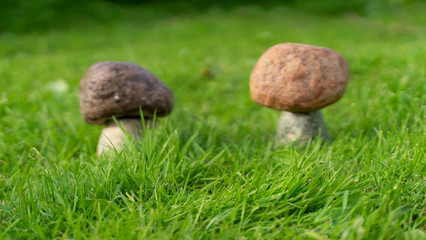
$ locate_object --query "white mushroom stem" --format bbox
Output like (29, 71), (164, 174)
(97, 118), (152, 156)
(276, 110), (328, 146)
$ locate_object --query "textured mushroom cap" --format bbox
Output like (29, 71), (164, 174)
(80, 61), (174, 125)
(250, 43), (349, 112)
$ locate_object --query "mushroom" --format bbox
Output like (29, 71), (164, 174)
(250, 43), (349, 146)
(79, 61), (174, 155)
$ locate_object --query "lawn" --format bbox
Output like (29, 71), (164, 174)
(0, 1), (425, 239)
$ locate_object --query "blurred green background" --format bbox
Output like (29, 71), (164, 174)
(0, 0), (419, 33)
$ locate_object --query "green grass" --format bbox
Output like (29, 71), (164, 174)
(0, 2), (425, 239)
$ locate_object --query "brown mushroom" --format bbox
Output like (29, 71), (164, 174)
(250, 43), (349, 145)
(79, 61), (174, 155)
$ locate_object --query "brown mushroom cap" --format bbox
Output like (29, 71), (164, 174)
(250, 43), (349, 112)
(79, 61), (174, 125)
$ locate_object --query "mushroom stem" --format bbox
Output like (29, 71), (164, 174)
(97, 118), (152, 156)
(276, 110), (328, 146)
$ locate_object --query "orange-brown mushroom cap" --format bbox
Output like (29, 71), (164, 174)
(79, 61), (174, 125)
(250, 43), (349, 112)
